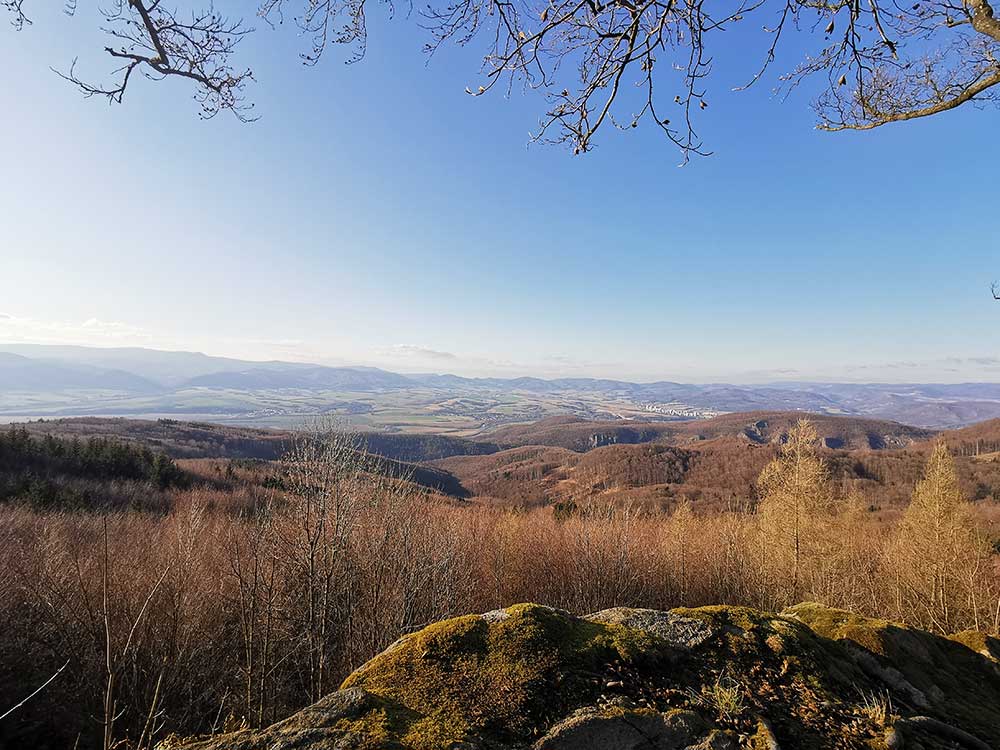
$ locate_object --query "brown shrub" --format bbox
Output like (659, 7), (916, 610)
(1, 434), (998, 749)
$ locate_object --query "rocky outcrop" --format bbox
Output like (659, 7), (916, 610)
(166, 603), (1000, 750)
(588, 432), (620, 449)
(583, 607), (715, 649)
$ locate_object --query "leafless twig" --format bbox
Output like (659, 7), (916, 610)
(7, 0), (1000, 151)
(0, 659), (70, 722)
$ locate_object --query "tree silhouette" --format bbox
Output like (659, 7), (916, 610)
(6, 0), (1000, 156)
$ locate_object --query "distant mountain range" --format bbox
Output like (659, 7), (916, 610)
(4, 343), (1000, 429)
(0, 344), (407, 391)
(0, 351), (161, 392)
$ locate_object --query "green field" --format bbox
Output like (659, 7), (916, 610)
(0, 385), (710, 434)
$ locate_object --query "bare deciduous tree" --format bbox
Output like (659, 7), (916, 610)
(6, 0), (999, 156)
(889, 441), (990, 632)
(1, 478), (998, 747)
(756, 419), (833, 606)
(279, 425), (371, 703)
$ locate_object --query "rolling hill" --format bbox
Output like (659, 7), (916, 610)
(6, 344), (1000, 429)
(8, 410), (1000, 514)
(182, 366), (414, 391)
(12, 407), (1000, 516)
(483, 411), (935, 452)
(2, 419), (472, 504)
(0, 352), (161, 393)
(430, 411), (1000, 511)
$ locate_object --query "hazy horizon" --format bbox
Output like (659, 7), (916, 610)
(3, 0), (1000, 741)
(4, 337), (1000, 385)
(3, 0), (998, 386)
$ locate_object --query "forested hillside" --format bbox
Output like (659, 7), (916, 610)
(1, 414), (999, 749)
(13, 413), (1000, 514)
(0, 427), (189, 510)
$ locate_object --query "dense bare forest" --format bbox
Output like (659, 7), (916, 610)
(1, 416), (998, 749)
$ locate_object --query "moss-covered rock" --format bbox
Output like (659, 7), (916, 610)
(168, 603), (1000, 750)
(949, 629), (1000, 662)
(784, 602), (1000, 747)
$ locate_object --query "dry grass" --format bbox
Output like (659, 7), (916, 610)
(689, 673), (747, 722)
(858, 689), (893, 727)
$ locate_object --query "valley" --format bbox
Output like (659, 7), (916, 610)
(4, 408), (1000, 749)
(6, 344), (1000, 431)
(12, 409), (1000, 521)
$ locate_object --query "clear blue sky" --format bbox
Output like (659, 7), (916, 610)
(0, 1), (997, 382)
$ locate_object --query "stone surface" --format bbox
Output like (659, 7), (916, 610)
(162, 688), (396, 750)
(534, 708), (704, 750)
(584, 607), (716, 649)
(168, 603), (1000, 750)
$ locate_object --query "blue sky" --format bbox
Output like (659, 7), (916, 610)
(0, 0), (997, 382)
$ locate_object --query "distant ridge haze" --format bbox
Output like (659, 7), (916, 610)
(3, 343), (1000, 429)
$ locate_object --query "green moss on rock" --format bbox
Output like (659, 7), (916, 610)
(949, 629), (1000, 661)
(341, 603), (675, 748)
(169, 603), (1000, 750)
(782, 602), (893, 655)
(785, 602), (1000, 747)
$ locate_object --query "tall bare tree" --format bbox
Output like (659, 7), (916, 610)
(279, 426), (370, 703)
(5, 0), (999, 155)
(889, 441), (990, 632)
(756, 419), (832, 605)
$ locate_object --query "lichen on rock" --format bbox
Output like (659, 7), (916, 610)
(584, 607), (716, 649)
(167, 603), (1000, 750)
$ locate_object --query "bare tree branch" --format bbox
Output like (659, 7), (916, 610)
(53, 0), (256, 119)
(7, 0), (1000, 153)
(0, 659), (70, 722)
(2, 0), (29, 29)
